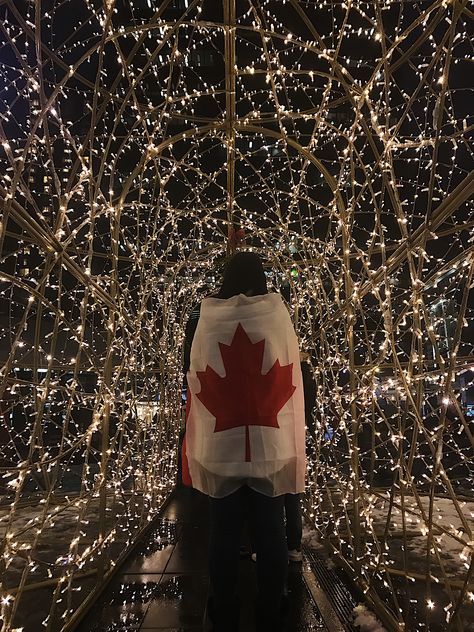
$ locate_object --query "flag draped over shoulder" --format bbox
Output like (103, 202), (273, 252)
(183, 293), (306, 498)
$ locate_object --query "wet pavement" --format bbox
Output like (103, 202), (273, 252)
(75, 487), (328, 631)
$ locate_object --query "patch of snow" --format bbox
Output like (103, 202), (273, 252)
(302, 527), (325, 552)
(353, 603), (388, 632)
(368, 495), (474, 578)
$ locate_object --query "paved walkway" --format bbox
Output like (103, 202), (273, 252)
(75, 487), (334, 631)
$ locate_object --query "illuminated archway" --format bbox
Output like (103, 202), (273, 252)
(1, 1), (473, 630)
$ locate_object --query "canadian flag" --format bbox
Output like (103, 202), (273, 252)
(183, 293), (306, 498)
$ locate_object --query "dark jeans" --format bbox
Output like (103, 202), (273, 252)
(209, 486), (287, 630)
(284, 493), (302, 551)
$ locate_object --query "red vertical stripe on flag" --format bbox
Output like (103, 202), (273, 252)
(181, 388), (193, 487)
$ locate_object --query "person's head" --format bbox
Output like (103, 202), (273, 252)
(217, 251), (268, 299)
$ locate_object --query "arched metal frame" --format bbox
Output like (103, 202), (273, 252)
(0, 0), (473, 630)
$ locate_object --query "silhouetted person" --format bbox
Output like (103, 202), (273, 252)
(182, 252), (306, 632)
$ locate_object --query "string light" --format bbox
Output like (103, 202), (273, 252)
(0, 0), (473, 631)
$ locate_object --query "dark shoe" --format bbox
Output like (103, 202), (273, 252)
(255, 595), (288, 631)
(208, 596), (240, 632)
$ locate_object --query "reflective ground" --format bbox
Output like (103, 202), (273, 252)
(75, 487), (329, 632)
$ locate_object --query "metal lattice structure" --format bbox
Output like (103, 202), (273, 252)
(0, 0), (473, 630)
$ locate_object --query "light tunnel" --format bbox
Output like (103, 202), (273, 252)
(0, 1), (473, 630)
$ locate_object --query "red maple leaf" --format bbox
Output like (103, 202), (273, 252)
(196, 323), (295, 462)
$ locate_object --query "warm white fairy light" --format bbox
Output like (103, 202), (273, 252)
(0, 0), (473, 630)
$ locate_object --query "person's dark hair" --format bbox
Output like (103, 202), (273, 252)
(217, 251), (268, 299)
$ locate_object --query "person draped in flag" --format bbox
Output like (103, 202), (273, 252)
(182, 251), (306, 632)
